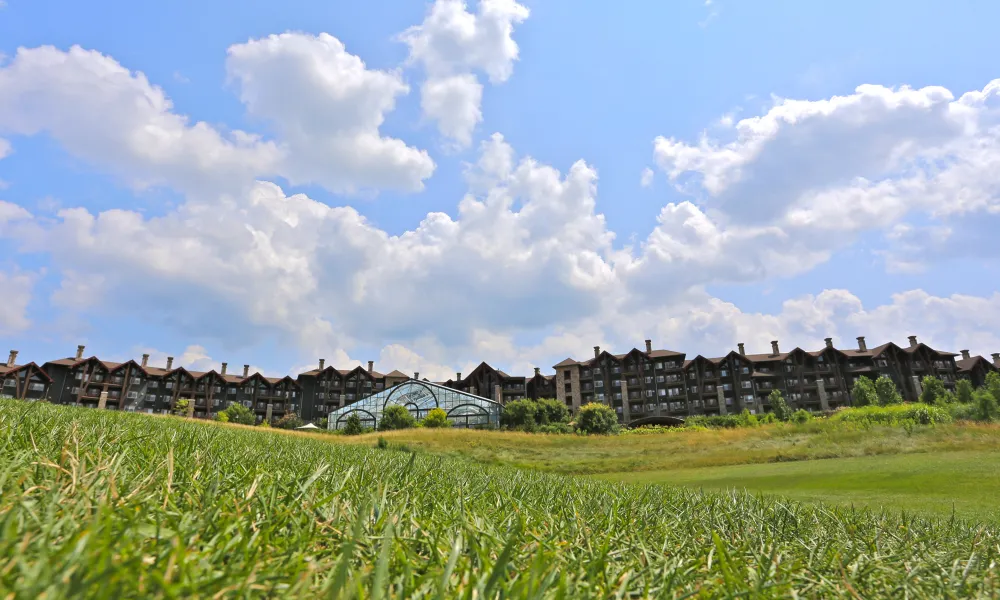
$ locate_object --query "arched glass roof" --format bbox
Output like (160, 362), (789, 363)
(327, 380), (502, 430)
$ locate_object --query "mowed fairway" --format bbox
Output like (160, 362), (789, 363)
(5, 399), (1000, 597)
(598, 450), (1000, 521)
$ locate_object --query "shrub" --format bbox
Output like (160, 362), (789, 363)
(686, 414), (743, 429)
(830, 403), (951, 427)
(575, 403), (619, 435)
(375, 436), (389, 450)
(875, 376), (903, 406)
(987, 372), (1000, 404)
(259, 420), (270, 428)
(769, 391), (791, 421)
(218, 403), (256, 426)
(974, 389), (998, 422)
(791, 409), (812, 424)
(920, 376), (948, 405)
(758, 412), (777, 425)
(537, 422), (574, 434)
(342, 413), (364, 436)
(501, 399), (539, 431)
(956, 379), (974, 404)
(736, 408), (759, 428)
(535, 398), (570, 425)
(172, 398), (191, 417)
(947, 401), (978, 421)
(214, 411), (229, 423)
(422, 407), (451, 428)
(274, 413), (304, 430)
(851, 377), (878, 407)
(379, 405), (416, 431)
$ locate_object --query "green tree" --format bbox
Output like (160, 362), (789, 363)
(219, 402), (255, 425)
(172, 398), (191, 417)
(342, 413), (363, 436)
(920, 375), (947, 405)
(875, 376), (903, 406)
(422, 407), (451, 428)
(379, 405), (416, 431)
(791, 409), (812, 424)
(274, 413), (304, 430)
(975, 389), (998, 422)
(768, 390), (791, 421)
(956, 379), (974, 404)
(987, 372), (1000, 403)
(851, 377), (878, 407)
(535, 398), (570, 425)
(501, 399), (539, 431)
(575, 402), (619, 435)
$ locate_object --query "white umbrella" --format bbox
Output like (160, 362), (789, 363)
(295, 423), (320, 430)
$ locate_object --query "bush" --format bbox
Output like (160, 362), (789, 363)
(974, 389), (998, 422)
(535, 398), (570, 425)
(375, 436), (389, 450)
(947, 401), (978, 421)
(259, 420), (270, 428)
(172, 398), (191, 417)
(987, 372), (1000, 403)
(769, 391), (791, 421)
(218, 403), (256, 426)
(501, 399), (539, 431)
(736, 409), (759, 428)
(342, 413), (364, 436)
(575, 403), (619, 435)
(851, 377), (878, 407)
(422, 407), (451, 428)
(686, 414), (744, 429)
(956, 379), (974, 404)
(379, 405), (416, 431)
(875, 376), (903, 406)
(274, 413), (305, 430)
(537, 422), (574, 434)
(791, 409), (812, 424)
(830, 403), (951, 427)
(920, 376), (947, 405)
(214, 411), (229, 423)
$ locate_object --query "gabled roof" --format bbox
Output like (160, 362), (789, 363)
(648, 349), (685, 358)
(384, 369), (409, 378)
(553, 358), (579, 368)
(743, 352), (789, 362)
(265, 375), (301, 388)
(957, 356), (995, 372)
(0, 362), (52, 382)
(903, 342), (958, 357)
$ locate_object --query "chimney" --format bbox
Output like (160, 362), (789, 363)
(319, 358), (325, 370)
(141, 353), (149, 368)
(414, 372), (420, 381)
(959, 349), (970, 360)
(992, 353), (1000, 367)
(166, 356), (174, 370)
(824, 337), (833, 349)
(221, 362), (228, 375)
(645, 339), (652, 353)
(6, 350), (17, 367)
(243, 364), (249, 378)
(770, 340), (780, 356)
(737, 343), (745, 356)
(367, 360), (374, 373)
(534, 367), (540, 376)
(76, 345), (85, 360)
(594, 346), (600, 359)
(908, 335), (918, 348)
(857, 336), (867, 352)
(456, 372), (462, 381)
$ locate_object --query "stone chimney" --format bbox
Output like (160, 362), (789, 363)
(908, 335), (918, 348)
(534, 367), (541, 376)
(594, 346), (600, 359)
(770, 340), (780, 356)
(141, 353), (149, 368)
(243, 364), (249, 378)
(737, 342), (745, 356)
(166, 356), (174, 370)
(367, 360), (374, 373)
(825, 337), (833, 349)
(857, 336), (867, 352)
(221, 362), (228, 375)
(993, 353), (1000, 367)
(76, 345), (85, 360)
(318, 358), (325, 370)
(456, 372), (462, 381)
(414, 372), (420, 381)
(7, 350), (17, 367)
(645, 339), (652, 353)
(961, 350), (971, 360)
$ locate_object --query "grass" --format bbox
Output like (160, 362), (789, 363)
(5, 399), (1000, 597)
(597, 450), (1000, 521)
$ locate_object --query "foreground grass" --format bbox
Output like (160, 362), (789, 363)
(326, 420), (1000, 475)
(598, 450), (1000, 521)
(4, 400), (1000, 597)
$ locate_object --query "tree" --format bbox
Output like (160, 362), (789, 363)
(501, 399), (539, 431)
(342, 413), (363, 436)
(987, 372), (1000, 403)
(920, 375), (947, 405)
(956, 379), (974, 404)
(975, 388), (998, 422)
(172, 398), (191, 417)
(575, 402), (619, 435)
(535, 398), (570, 425)
(379, 405), (416, 431)
(274, 413), (305, 430)
(422, 407), (451, 428)
(875, 376), (903, 406)
(768, 390), (791, 421)
(851, 377), (878, 407)
(219, 402), (255, 425)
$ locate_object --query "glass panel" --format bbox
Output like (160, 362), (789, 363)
(327, 380), (502, 430)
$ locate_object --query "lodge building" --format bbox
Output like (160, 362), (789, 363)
(1, 335), (997, 426)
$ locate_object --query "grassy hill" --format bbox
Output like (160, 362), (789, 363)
(3, 399), (1000, 597)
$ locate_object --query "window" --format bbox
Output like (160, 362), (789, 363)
(743, 394), (755, 404)
(721, 369), (729, 377)
(644, 376), (653, 384)
(612, 379), (621, 387)
(74, 371), (84, 380)
(656, 362), (664, 370)
(658, 389), (666, 396)
(656, 375), (665, 383)
(741, 380), (752, 389)
(668, 388), (681, 397)
(71, 387), (80, 394)
(563, 370), (571, 378)
(741, 366), (750, 374)
(594, 379), (604, 388)
(688, 371), (696, 380)
(645, 389), (654, 398)
(614, 392), (622, 400)
(165, 382), (174, 390)
(126, 391), (138, 399)
(722, 383), (732, 391)
(28, 382), (45, 392)
(2, 379), (14, 387)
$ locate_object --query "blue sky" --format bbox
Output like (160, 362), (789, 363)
(1, 0), (999, 379)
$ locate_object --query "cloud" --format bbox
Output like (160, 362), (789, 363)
(400, 0), (529, 147)
(0, 269), (34, 335)
(640, 167), (654, 188)
(226, 32), (435, 193)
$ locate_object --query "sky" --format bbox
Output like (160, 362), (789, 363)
(1, 0), (1000, 380)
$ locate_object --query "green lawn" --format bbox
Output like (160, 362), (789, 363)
(598, 450), (1000, 521)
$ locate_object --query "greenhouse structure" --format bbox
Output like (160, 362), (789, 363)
(326, 379), (503, 430)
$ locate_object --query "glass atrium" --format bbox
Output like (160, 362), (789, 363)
(327, 380), (502, 430)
